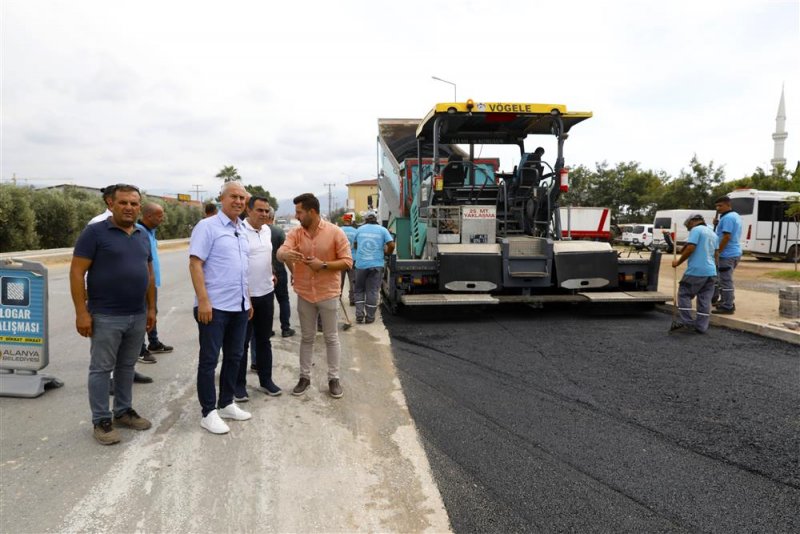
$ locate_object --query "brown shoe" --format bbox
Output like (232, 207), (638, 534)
(328, 379), (343, 399)
(93, 419), (121, 445)
(292, 377), (311, 396)
(114, 408), (152, 430)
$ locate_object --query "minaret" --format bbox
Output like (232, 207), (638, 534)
(771, 85), (788, 173)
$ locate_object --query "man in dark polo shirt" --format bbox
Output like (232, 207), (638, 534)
(70, 184), (157, 445)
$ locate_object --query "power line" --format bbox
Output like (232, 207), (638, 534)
(191, 184), (207, 201)
(323, 182), (335, 218)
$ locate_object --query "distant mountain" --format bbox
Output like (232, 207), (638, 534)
(275, 190), (349, 217)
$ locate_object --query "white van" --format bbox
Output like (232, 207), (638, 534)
(652, 209), (717, 247)
(618, 224), (636, 245)
(631, 224), (654, 249)
(729, 189), (800, 260)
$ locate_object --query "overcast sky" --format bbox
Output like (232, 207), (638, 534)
(2, 0), (798, 212)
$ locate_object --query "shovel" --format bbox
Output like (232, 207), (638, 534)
(339, 295), (352, 331)
(670, 222), (682, 331)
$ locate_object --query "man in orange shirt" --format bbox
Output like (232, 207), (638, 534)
(276, 193), (353, 398)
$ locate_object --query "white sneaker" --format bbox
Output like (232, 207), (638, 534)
(218, 402), (252, 421)
(200, 410), (230, 434)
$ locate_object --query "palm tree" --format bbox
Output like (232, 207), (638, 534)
(216, 166), (241, 183)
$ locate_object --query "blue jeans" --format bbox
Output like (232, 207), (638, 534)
(194, 307), (249, 417)
(237, 293), (275, 396)
(273, 266), (291, 332)
(88, 313), (146, 424)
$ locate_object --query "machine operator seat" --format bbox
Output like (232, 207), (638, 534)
(440, 155), (468, 203)
(513, 150), (544, 203)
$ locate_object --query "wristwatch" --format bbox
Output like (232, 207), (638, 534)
(322, 262), (328, 270)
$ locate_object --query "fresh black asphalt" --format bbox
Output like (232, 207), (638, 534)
(383, 305), (800, 533)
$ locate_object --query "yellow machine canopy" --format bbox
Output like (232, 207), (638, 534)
(416, 101), (592, 145)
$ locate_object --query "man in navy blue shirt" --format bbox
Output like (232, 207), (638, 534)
(70, 184), (156, 445)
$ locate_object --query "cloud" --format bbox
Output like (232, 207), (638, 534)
(2, 0), (798, 202)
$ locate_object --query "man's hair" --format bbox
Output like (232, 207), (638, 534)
(715, 195), (731, 204)
(142, 202), (162, 216)
(220, 180), (245, 197)
(293, 193), (320, 213)
(248, 195), (270, 209)
(101, 185), (117, 200)
(111, 184), (140, 200)
(204, 203), (218, 215)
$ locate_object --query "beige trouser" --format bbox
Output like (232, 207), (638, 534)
(297, 296), (340, 380)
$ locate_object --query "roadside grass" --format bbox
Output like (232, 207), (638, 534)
(766, 270), (800, 281)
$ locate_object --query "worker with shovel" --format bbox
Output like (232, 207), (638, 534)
(670, 213), (718, 334)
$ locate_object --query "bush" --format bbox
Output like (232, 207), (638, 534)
(0, 185), (39, 251)
(144, 199), (203, 239)
(31, 189), (82, 249)
(0, 185), (204, 252)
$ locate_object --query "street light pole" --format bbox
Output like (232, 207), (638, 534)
(431, 76), (457, 101)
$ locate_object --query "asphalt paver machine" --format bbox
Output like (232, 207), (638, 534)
(377, 100), (667, 313)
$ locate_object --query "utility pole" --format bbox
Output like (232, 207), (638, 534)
(191, 184), (207, 201)
(323, 183), (335, 218)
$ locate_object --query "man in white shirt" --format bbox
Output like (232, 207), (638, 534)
(234, 195), (282, 399)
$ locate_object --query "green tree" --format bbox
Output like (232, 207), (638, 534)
(713, 164), (800, 197)
(0, 184), (38, 251)
(31, 189), (80, 249)
(582, 161), (625, 221)
(619, 164), (666, 222)
(66, 186), (107, 227)
(216, 165), (241, 183)
(560, 165), (594, 207)
(566, 161), (666, 224)
(244, 184), (279, 211)
(657, 155), (724, 211)
(141, 198), (203, 239)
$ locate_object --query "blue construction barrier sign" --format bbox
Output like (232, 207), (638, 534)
(0, 259), (61, 397)
(1, 265), (47, 370)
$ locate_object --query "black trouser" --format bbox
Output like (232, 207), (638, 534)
(141, 287), (159, 353)
(236, 292), (275, 397)
(354, 267), (384, 321)
(273, 266), (291, 332)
